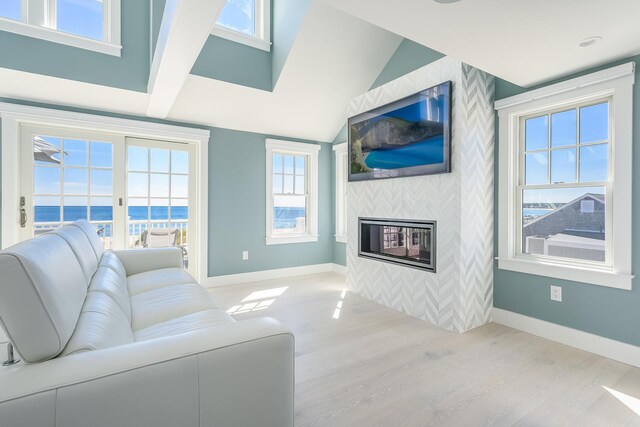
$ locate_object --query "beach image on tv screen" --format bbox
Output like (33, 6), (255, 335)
(350, 84), (447, 174)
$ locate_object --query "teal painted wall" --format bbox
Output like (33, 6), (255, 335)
(191, 36), (272, 91)
(210, 128), (332, 275)
(493, 55), (640, 346)
(271, 0), (311, 89)
(0, 2), (150, 92)
(331, 40), (444, 266)
(0, 97), (333, 277)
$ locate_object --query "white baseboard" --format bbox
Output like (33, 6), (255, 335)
(203, 263), (344, 287)
(332, 263), (346, 275)
(492, 307), (640, 368)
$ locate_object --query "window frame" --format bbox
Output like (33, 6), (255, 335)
(496, 62), (635, 290)
(265, 138), (320, 245)
(0, 0), (121, 56)
(211, 0), (271, 52)
(333, 142), (347, 243)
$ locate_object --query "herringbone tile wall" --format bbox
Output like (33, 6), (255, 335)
(346, 57), (494, 333)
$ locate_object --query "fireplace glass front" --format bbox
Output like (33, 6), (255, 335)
(358, 218), (436, 272)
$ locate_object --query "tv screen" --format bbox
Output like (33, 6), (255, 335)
(348, 81), (452, 182)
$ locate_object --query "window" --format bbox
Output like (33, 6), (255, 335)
(212, 0), (271, 52)
(333, 142), (347, 243)
(266, 139), (320, 245)
(0, 0), (121, 56)
(496, 63), (634, 289)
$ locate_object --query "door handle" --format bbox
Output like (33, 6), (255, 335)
(19, 196), (27, 228)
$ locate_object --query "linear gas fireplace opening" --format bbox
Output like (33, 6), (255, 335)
(359, 218), (436, 272)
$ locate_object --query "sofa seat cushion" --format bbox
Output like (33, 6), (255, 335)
(130, 284), (216, 331)
(127, 268), (196, 296)
(134, 309), (234, 342)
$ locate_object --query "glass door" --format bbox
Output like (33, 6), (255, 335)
(20, 125), (119, 248)
(125, 138), (191, 269)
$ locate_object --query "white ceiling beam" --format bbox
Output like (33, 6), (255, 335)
(146, 0), (227, 118)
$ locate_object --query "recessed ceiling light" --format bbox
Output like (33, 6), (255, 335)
(434, 0), (462, 3)
(578, 36), (602, 48)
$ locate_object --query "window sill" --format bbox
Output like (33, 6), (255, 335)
(335, 235), (347, 244)
(0, 18), (121, 56)
(266, 234), (318, 246)
(496, 256), (634, 290)
(211, 25), (271, 52)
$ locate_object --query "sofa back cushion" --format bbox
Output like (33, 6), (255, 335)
(0, 234), (88, 363)
(61, 292), (134, 356)
(54, 226), (100, 284)
(69, 220), (105, 260)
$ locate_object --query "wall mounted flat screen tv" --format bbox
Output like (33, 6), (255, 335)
(348, 81), (452, 182)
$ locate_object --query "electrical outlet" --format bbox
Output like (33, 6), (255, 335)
(550, 285), (562, 302)
(242, 251), (249, 261)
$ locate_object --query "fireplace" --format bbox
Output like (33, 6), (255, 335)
(358, 218), (436, 272)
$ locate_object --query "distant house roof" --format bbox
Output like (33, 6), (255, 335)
(546, 233), (605, 250)
(524, 193), (604, 229)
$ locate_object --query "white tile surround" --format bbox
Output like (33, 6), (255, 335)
(346, 57), (495, 333)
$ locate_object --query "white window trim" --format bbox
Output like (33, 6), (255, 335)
(495, 62), (635, 290)
(0, 102), (210, 283)
(0, 0), (122, 56)
(333, 142), (347, 244)
(211, 0), (271, 52)
(265, 138), (320, 245)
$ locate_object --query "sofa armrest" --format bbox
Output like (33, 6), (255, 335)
(0, 317), (294, 427)
(111, 247), (184, 276)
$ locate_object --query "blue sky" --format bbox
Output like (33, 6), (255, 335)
(217, 0), (255, 36)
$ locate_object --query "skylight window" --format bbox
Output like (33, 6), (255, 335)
(0, 0), (121, 56)
(212, 0), (271, 51)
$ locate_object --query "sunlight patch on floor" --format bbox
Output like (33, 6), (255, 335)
(332, 289), (347, 319)
(604, 386), (640, 416)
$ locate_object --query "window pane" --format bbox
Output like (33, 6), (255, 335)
(551, 110), (576, 147)
(171, 150), (189, 174)
(34, 196), (61, 223)
(272, 174), (282, 194)
(150, 149), (170, 173)
(216, 0), (256, 37)
(150, 199), (169, 220)
(150, 174), (169, 197)
(170, 199), (188, 220)
(90, 197), (113, 221)
(128, 198), (148, 220)
(295, 156), (305, 175)
(522, 187), (605, 262)
(128, 172), (148, 197)
(56, 0), (104, 41)
(580, 103), (608, 143)
(171, 175), (189, 198)
(283, 175), (294, 194)
(34, 136), (62, 165)
(294, 176), (305, 195)
(128, 146), (148, 171)
(525, 116), (548, 151)
(63, 139), (87, 167)
(63, 197), (88, 221)
(90, 142), (112, 167)
(273, 154), (282, 173)
(273, 195), (306, 233)
(284, 155), (294, 174)
(35, 167), (61, 194)
(551, 148), (576, 184)
(525, 152), (547, 185)
(90, 169), (112, 195)
(0, 0), (21, 20)
(580, 144), (608, 182)
(64, 168), (87, 195)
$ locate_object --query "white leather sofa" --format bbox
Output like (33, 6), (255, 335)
(0, 220), (294, 427)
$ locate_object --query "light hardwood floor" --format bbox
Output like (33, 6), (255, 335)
(211, 272), (640, 427)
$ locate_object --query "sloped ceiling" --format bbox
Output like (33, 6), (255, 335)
(168, 1), (401, 142)
(319, 0), (640, 87)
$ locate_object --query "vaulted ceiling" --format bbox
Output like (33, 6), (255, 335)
(0, 0), (638, 142)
